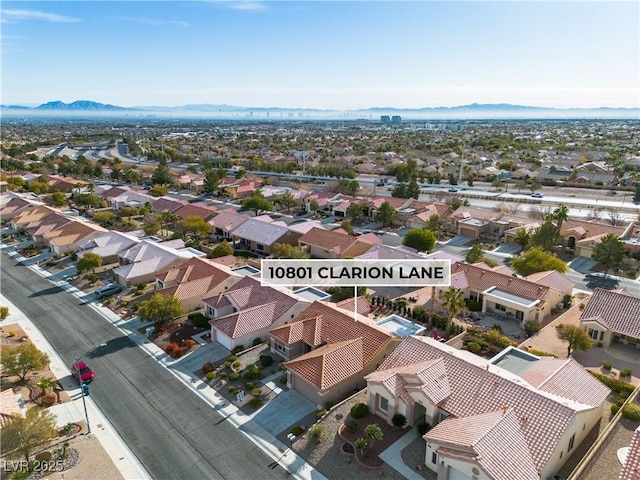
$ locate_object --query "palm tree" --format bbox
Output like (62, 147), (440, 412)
(553, 204), (569, 243)
(442, 287), (466, 329)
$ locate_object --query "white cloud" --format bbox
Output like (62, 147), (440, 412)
(206, 1), (267, 12)
(117, 16), (189, 27)
(2, 9), (80, 23)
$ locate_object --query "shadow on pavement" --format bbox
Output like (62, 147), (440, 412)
(585, 274), (619, 290)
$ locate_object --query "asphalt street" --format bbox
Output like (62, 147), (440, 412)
(0, 252), (290, 480)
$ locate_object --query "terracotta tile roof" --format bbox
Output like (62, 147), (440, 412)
(335, 297), (372, 316)
(11, 205), (57, 227)
(299, 227), (379, 255)
(270, 301), (395, 390)
(451, 262), (553, 300)
(373, 336), (608, 472)
(159, 275), (237, 305)
(619, 426), (640, 480)
(520, 358), (610, 407)
(357, 244), (425, 260)
(208, 254), (237, 267)
(560, 219), (627, 240)
(370, 196), (407, 209)
(46, 221), (107, 247)
(172, 203), (217, 221)
(580, 288), (640, 338)
(286, 338), (364, 390)
(426, 409), (539, 480)
(211, 302), (280, 339)
(152, 196), (188, 213)
(208, 211), (250, 232)
(157, 257), (234, 286)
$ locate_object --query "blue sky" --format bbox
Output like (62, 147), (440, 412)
(2, 1), (638, 109)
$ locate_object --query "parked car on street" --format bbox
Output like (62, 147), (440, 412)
(71, 360), (95, 383)
(94, 283), (123, 298)
(531, 193), (544, 198)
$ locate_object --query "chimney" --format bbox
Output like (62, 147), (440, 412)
(502, 405), (508, 415)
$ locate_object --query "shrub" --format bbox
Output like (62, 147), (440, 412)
(184, 338), (196, 347)
(227, 385), (237, 393)
(245, 381), (254, 390)
(346, 420), (357, 433)
(226, 355), (238, 362)
(465, 300), (482, 311)
(467, 342), (481, 354)
(231, 360), (242, 370)
(308, 425), (325, 442)
(523, 319), (542, 337)
(290, 425), (304, 436)
(205, 371), (217, 381)
(202, 362), (215, 374)
(602, 360), (613, 370)
(229, 372), (240, 381)
(35, 451), (52, 462)
(251, 388), (262, 398)
(315, 409), (327, 420)
(87, 274), (99, 283)
(611, 404), (620, 415)
(590, 372), (634, 396)
(279, 375), (287, 384)
(219, 372), (227, 378)
(392, 413), (407, 428)
(248, 397), (262, 408)
(260, 355), (273, 367)
(41, 393), (57, 407)
(223, 361), (232, 369)
(597, 342), (603, 348)
(622, 404), (640, 421)
(620, 369), (633, 378)
(523, 347), (555, 357)
(188, 312), (209, 329)
(350, 403), (369, 419)
(165, 342), (180, 355)
(136, 282), (146, 290)
(243, 363), (261, 381)
(252, 337), (263, 346)
(231, 345), (244, 354)
(416, 422), (431, 435)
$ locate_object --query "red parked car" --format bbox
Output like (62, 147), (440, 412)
(71, 360), (95, 383)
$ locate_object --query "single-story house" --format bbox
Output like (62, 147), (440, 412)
(298, 227), (380, 259)
(230, 218), (299, 255)
(580, 288), (640, 349)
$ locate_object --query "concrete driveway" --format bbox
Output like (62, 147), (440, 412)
(446, 235), (474, 247)
(250, 389), (316, 436)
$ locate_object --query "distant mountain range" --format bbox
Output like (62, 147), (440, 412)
(1, 100), (638, 120)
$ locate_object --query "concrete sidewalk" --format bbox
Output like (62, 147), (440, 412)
(4, 248), (328, 480)
(0, 293), (150, 480)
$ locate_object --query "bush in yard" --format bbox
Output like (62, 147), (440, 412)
(184, 338), (196, 347)
(188, 312), (209, 329)
(620, 369), (633, 378)
(392, 413), (407, 428)
(227, 385), (236, 393)
(219, 372), (227, 378)
(346, 420), (357, 433)
(165, 342), (180, 356)
(231, 345), (244, 355)
(231, 360), (241, 370)
(202, 362), (215, 374)
(87, 274), (99, 284)
(251, 388), (262, 398)
(315, 409), (327, 420)
(243, 363), (261, 381)
(290, 425), (304, 436)
(245, 382), (254, 390)
(308, 425), (325, 443)
(416, 422), (432, 435)
(223, 361), (232, 369)
(611, 404), (620, 415)
(590, 372), (634, 396)
(350, 402), (369, 419)
(229, 372), (240, 381)
(602, 360), (613, 371)
(248, 397), (262, 408)
(252, 337), (262, 346)
(466, 342), (481, 354)
(260, 355), (273, 367)
(226, 355), (237, 362)
(136, 282), (146, 290)
(622, 404), (640, 421)
(205, 371), (217, 381)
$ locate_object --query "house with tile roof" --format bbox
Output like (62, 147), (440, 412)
(113, 239), (202, 286)
(43, 218), (108, 255)
(580, 288), (640, 349)
(558, 219), (630, 258)
(0, 194), (44, 221)
(11, 206), (71, 244)
(209, 211), (250, 240)
(357, 244), (426, 260)
(619, 425), (640, 480)
(152, 257), (242, 312)
(231, 218), (299, 255)
(172, 203), (218, 222)
(151, 196), (188, 214)
(450, 206), (539, 241)
(203, 275), (310, 350)
(303, 190), (337, 213)
(269, 301), (400, 407)
(438, 262), (573, 325)
(365, 336), (610, 480)
(298, 227), (380, 259)
(77, 230), (143, 264)
(406, 202), (453, 230)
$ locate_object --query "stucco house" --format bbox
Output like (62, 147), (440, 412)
(230, 218), (299, 255)
(365, 336), (610, 480)
(580, 288), (640, 350)
(203, 276), (309, 350)
(269, 301), (400, 408)
(298, 227), (380, 259)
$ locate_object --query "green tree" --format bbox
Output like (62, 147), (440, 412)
(179, 215), (211, 240)
(524, 319), (542, 337)
(346, 180), (359, 196)
(531, 220), (559, 251)
(340, 220), (354, 235)
(406, 178), (421, 199)
(556, 324), (593, 357)
(125, 168), (143, 186)
(159, 211), (180, 238)
(511, 247), (567, 276)
(202, 167), (221, 196)
(402, 228), (436, 253)
(374, 201), (397, 227)
(591, 233), (626, 276)
(51, 191), (67, 207)
(553, 204), (569, 238)
(276, 190), (296, 213)
(309, 198), (320, 215)
(149, 184), (169, 197)
(346, 202), (364, 221)
(514, 228), (531, 251)
(425, 215), (442, 236)
(119, 206), (139, 219)
(465, 244), (484, 263)
(210, 241), (234, 258)
(0, 305), (9, 321)
(271, 243), (309, 259)
(242, 191), (273, 216)
(326, 286), (367, 303)
(92, 211), (117, 226)
(143, 220), (160, 237)
(391, 183), (408, 199)
(151, 158), (173, 186)
(137, 293), (184, 329)
(76, 252), (103, 274)
(634, 184), (640, 203)
(1, 407), (57, 465)
(364, 423), (383, 446)
(1, 343), (50, 381)
(442, 287), (466, 327)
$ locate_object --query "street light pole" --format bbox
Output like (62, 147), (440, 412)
(81, 383), (91, 434)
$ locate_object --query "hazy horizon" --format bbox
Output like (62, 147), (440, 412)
(2, 1), (638, 110)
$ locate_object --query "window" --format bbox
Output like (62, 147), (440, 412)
(256, 244), (264, 252)
(515, 310), (523, 321)
(588, 328), (599, 340)
(470, 293), (478, 302)
(276, 343), (285, 353)
(431, 452), (437, 465)
(379, 396), (389, 412)
(568, 434), (575, 451)
(495, 303), (506, 312)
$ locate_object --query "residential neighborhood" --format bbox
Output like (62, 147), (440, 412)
(1, 118), (640, 480)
